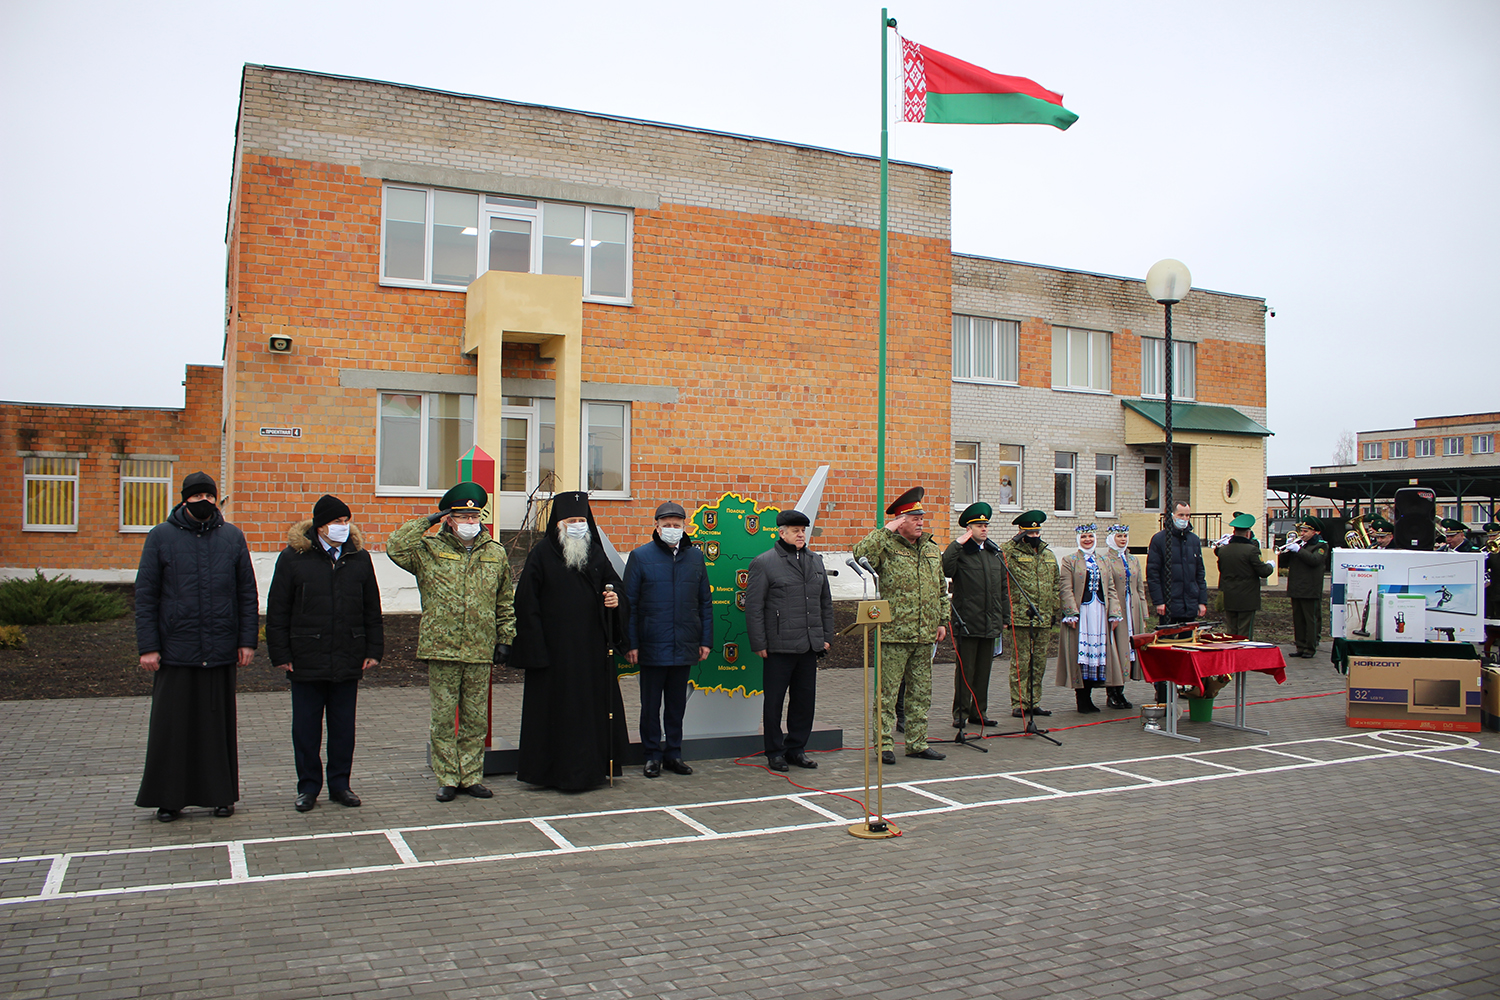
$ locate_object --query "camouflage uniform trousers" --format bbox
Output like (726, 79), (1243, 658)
(878, 642), (935, 753)
(428, 660), (491, 788)
(1007, 627), (1052, 710)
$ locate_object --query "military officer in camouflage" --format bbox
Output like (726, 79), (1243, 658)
(388, 482), (516, 802)
(852, 487), (950, 765)
(999, 510), (1060, 719)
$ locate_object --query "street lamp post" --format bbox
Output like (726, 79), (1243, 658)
(1145, 259), (1192, 626)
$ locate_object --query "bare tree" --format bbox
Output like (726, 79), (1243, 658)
(1333, 429), (1356, 465)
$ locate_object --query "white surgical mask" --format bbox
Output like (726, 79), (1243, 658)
(1173, 517), (1190, 530)
(658, 525), (684, 545)
(324, 523), (350, 544)
(455, 521), (482, 541)
(565, 521), (590, 539)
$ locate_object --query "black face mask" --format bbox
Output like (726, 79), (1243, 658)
(186, 499), (218, 520)
(1022, 534), (1042, 549)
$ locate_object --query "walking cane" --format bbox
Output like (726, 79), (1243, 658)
(605, 583), (616, 787)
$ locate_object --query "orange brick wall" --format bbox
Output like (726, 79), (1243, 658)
(226, 156), (953, 554)
(0, 365), (223, 571)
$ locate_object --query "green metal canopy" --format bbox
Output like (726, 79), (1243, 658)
(1122, 399), (1273, 437)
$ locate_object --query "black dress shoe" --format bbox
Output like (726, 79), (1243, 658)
(461, 783), (493, 798)
(663, 758), (693, 775)
(894, 718), (905, 733)
(1011, 709), (1025, 718)
(906, 748), (946, 760)
(881, 750), (896, 765)
(213, 805), (234, 818)
(436, 785), (458, 802)
(1029, 707), (1052, 716)
(329, 789), (361, 807)
(643, 759), (662, 778)
(786, 751), (818, 769)
(767, 755), (789, 772)
(156, 808), (180, 823)
(295, 793), (316, 812)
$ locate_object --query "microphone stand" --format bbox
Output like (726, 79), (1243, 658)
(989, 540), (1062, 747)
(944, 605), (989, 753)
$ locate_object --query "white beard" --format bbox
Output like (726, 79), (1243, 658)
(557, 524), (591, 571)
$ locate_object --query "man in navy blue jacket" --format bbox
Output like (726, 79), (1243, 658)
(624, 502), (712, 778)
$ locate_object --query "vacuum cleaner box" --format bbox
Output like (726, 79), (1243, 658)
(1346, 656), (1481, 732)
(1378, 592), (1426, 641)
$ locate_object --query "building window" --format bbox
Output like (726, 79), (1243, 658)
(120, 459), (172, 532)
(1443, 436), (1464, 456)
(23, 457), (79, 532)
(1054, 452), (1076, 513)
(1474, 434), (1494, 455)
(1143, 456), (1162, 512)
(1052, 328), (1111, 392)
(952, 316), (1019, 383)
(1095, 454), (1116, 514)
(953, 442), (979, 507)
(1415, 438), (1435, 458)
(377, 392), (475, 494)
(1389, 440), (1408, 459)
(1140, 338), (1195, 399)
(1441, 504), (1460, 521)
(539, 399), (632, 497)
(380, 184), (632, 303)
(1361, 442), (1381, 461)
(1473, 504), (1493, 524)
(996, 445), (1022, 509)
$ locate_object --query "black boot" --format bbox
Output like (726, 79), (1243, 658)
(1106, 686), (1131, 709)
(1075, 688), (1100, 713)
(1153, 681), (1169, 703)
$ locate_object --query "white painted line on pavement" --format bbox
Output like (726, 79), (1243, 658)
(664, 807), (716, 837)
(531, 819), (574, 850)
(227, 842), (248, 881)
(385, 830), (420, 865)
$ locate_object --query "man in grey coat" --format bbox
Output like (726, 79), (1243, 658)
(745, 509), (835, 772)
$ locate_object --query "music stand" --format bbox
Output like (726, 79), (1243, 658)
(840, 599), (900, 839)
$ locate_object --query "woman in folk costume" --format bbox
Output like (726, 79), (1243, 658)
(1057, 524), (1123, 713)
(1101, 524), (1150, 706)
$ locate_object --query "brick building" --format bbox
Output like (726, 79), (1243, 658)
(948, 255), (1270, 581)
(0, 365), (222, 580)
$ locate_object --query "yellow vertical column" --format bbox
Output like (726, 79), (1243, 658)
(464, 271), (584, 492)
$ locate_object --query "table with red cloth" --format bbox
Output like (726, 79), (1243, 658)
(1135, 643), (1288, 742)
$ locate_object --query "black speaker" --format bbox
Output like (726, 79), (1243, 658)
(1392, 487), (1437, 550)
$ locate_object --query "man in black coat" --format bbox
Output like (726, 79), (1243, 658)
(511, 491), (629, 791)
(745, 508), (835, 772)
(941, 502), (1008, 728)
(134, 472), (258, 823)
(266, 495), (385, 812)
(1281, 515), (1331, 658)
(1146, 501), (1207, 700)
(1214, 512), (1274, 639)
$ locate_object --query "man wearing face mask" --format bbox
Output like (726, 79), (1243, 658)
(624, 501), (712, 778)
(389, 482), (515, 802)
(998, 510), (1061, 720)
(266, 495), (384, 812)
(511, 491), (629, 791)
(1146, 501), (1207, 700)
(134, 472), (258, 823)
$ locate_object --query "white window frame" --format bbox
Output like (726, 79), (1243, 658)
(1143, 455), (1163, 513)
(995, 445), (1022, 510)
(1052, 327), (1111, 393)
(952, 442), (979, 509)
(1443, 436), (1464, 457)
(537, 399), (633, 500)
(952, 316), (1020, 384)
(379, 184), (633, 304)
(1094, 454), (1116, 516)
(1441, 504), (1460, 521)
(22, 456), (80, 532)
(1140, 338), (1196, 400)
(1362, 442), (1381, 461)
(1472, 504), (1492, 524)
(1389, 439), (1408, 459)
(1473, 433), (1493, 455)
(1415, 438), (1435, 458)
(119, 459), (173, 533)
(375, 391), (476, 497)
(1054, 451), (1076, 514)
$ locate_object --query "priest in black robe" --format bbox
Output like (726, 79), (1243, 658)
(512, 491), (629, 790)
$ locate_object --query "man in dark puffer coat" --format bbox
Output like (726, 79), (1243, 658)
(624, 501), (712, 778)
(266, 495), (385, 811)
(135, 471), (258, 822)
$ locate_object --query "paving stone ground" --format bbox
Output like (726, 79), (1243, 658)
(0, 641), (1496, 999)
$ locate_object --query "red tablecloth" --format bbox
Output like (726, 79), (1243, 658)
(1135, 644), (1287, 687)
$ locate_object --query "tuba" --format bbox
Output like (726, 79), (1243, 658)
(1343, 513), (1373, 549)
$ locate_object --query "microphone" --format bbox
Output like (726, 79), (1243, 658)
(845, 558), (866, 576)
(858, 556), (877, 576)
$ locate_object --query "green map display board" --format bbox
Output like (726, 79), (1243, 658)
(616, 492), (779, 696)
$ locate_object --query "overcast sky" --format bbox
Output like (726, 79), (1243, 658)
(2, 0), (1495, 476)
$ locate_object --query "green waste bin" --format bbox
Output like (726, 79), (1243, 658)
(1187, 697), (1216, 722)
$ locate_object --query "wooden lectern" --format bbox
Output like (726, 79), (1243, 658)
(840, 599), (900, 840)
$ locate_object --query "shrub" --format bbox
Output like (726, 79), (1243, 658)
(0, 572), (129, 626)
(0, 624), (25, 649)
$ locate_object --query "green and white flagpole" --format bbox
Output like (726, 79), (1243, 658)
(876, 8), (896, 526)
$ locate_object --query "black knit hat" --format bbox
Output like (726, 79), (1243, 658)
(180, 471), (217, 500)
(312, 494), (352, 528)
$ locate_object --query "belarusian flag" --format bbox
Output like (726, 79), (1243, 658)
(901, 37), (1077, 130)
